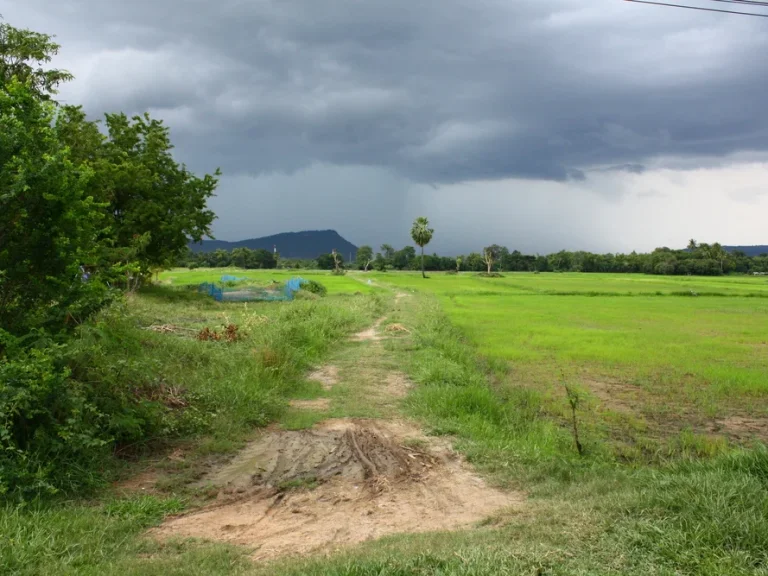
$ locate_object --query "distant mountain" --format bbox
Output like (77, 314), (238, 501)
(189, 230), (358, 259)
(724, 246), (768, 257)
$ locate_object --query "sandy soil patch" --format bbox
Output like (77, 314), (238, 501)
(709, 415), (768, 442)
(307, 365), (339, 390)
(154, 419), (522, 560)
(289, 398), (332, 410)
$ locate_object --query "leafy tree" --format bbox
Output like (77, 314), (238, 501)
(356, 245), (374, 271)
(373, 252), (387, 271)
(410, 217), (434, 278)
(482, 244), (502, 274)
(0, 21), (73, 97)
(0, 79), (105, 335)
(392, 246), (416, 270)
(456, 256), (462, 272)
(54, 107), (220, 282)
(98, 113), (219, 278)
(316, 253), (335, 270)
(380, 244), (395, 263)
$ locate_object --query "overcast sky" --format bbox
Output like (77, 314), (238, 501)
(4, 0), (768, 254)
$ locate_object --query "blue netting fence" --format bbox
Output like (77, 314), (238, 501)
(198, 277), (308, 302)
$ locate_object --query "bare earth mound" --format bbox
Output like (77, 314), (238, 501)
(154, 419), (521, 560)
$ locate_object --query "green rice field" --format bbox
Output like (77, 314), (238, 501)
(370, 271), (768, 456)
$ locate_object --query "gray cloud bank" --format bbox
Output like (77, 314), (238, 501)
(5, 0), (768, 251)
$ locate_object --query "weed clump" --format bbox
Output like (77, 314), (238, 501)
(301, 280), (328, 297)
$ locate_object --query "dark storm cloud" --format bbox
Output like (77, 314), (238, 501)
(6, 0), (768, 186)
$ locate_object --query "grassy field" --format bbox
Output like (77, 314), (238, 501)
(3, 269), (768, 575)
(372, 271), (768, 459)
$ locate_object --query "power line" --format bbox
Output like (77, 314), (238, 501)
(709, 0), (768, 7)
(624, 0), (768, 16)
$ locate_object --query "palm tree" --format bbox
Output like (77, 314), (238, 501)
(410, 216), (434, 278)
(687, 239), (698, 252)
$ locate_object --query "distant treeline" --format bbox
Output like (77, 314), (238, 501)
(182, 242), (768, 276)
(184, 247), (278, 269)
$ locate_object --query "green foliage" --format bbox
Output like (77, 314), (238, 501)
(0, 337), (107, 497)
(317, 252), (344, 270)
(0, 79), (108, 336)
(410, 216), (434, 278)
(56, 109), (220, 279)
(0, 21), (73, 97)
(301, 280), (328, 296)
(355, 245), (374, 270)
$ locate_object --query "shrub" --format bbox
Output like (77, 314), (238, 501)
(0, 338), (109, 497)
(301, 280), (328, 297)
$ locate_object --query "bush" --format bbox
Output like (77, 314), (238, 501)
(476, 272), (504, 278)
(301, 280), (327, 297)
(0, 338), (109, 497)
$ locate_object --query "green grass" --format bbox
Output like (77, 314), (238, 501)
(372, 270), (768, 296)
(373, 272), (768, 457)
(3, 271), (768, 575)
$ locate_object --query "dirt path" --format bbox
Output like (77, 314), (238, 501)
(154, 290), (523, 561)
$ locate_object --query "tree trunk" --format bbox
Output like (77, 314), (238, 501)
(421, 245), (425, 278)
(487, 260), (491, 274)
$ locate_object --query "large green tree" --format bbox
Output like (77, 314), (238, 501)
(356, 245), (374, 271)
(0, 80), (104, 336)
(482, 244), (502, 274)
(56, 108), (220, 281)
(410, 217), (434, 278)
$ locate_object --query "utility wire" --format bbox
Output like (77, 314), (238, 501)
(709, 0), (768, 7)
(624, 0), (768, 17)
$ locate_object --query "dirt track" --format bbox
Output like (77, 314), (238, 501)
(154, 296), (522, 560)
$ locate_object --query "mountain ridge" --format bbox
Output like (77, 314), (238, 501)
(723, 245), (768, 257)
(188, 230), (358, 259)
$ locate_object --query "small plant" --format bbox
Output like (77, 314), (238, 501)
(563, 384), (584, 456)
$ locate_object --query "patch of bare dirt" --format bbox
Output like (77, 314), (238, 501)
(154, 419), (522, 560)
(384, 323), (410, 335)
(351, 316), (386, 342)
(382, 372), (412, 399)
(307, 365), (339, 390)
(289, 398), (331, 411)
(708, 416), (768, 442)
(114, 469), (160, 494)
(584, 379), (642, 414)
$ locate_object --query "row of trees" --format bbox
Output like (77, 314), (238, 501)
(183, 248), (277, 269)
(347, 231), (767, 276)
